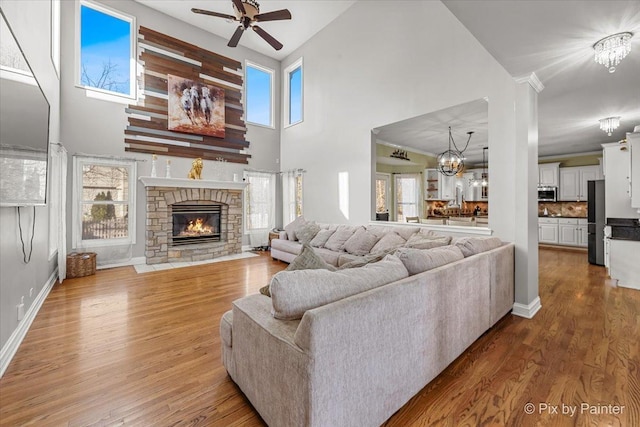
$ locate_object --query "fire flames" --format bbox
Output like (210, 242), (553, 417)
(181, 217), (214, 236)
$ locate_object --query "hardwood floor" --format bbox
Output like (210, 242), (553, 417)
(1, 248), (638, 426)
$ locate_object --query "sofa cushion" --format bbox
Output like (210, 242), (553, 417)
(284, 216), (306, 241)
(286, 244), (337, 272)
(310, 229), (336, 248)
(296, 222), (321, 245)
(338, 252), (361, 267)
(394, 226), (420, 240)
(313, 247), (341, 267)
(338, 248), (396, 269)
(404, 234), (452, 249)
(270, 254), (409, 320)
(271, 238), (303, 255)
(324, 225), (358, 252)
(370, 231), (406, 253)
(343, 228), (382, 256)
(395, 245), (464, 275)
(454, 236), (503, 257)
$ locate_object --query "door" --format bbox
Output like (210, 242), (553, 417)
(579, 166), (599, 201)
(559, 223), (578, 245)
(577, 224), (588, 247)
(394, 174), (420, 222)
(539, 224), (558, 244)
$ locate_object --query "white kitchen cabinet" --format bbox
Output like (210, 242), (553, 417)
(602, 143), (636, 219)
(424, 169), (439, 200)
(539, 162), (560, 187)
(610, 239), (640, 289)
(577, 219), (588, 247)
(438, 173), (456, 200)
(558, 218), (578, 245)
(558, 165), (602, 201)
(539, 218), (559, 244)
(630, 132), (640, 208)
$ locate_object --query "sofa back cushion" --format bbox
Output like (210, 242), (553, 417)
(310, 229), (336, 248)
(343, 228), (382, 256)
(404, 233), (452, 249)
(296, 222), (321, 245)
(323, 225), (358, 252)
(284, 216), (306, 241)
(270, 254), (409, 320)
(395, 245), (464, 275)
(454, 237), (503, 257)
(370, 231), (406, 253)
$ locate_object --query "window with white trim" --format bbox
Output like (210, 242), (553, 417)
(282, 170), (303, 225)
(77, 0), (136, 98)
(244, 171), (276, 232)
(72, 156), (136, 248)
(284, 57), (303, 127)
(245, 61), (274, 128)
(394, 174), (420, 222)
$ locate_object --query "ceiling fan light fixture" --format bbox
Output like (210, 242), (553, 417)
(593, 32), (633, 73)
(599, 116), (621, 136)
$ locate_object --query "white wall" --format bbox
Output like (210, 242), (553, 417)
(280, 1), (517, 241)
(59, 0), (282, 257)
(0, 0), (60, 351)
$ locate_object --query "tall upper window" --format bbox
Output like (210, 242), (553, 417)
(77, 0), (135, 98)
(284, 57), (303, 127)
(245, 61), (274, 128)
(72, 156), (137, 248)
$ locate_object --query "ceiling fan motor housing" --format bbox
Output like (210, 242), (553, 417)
(234, 0), (260, 19)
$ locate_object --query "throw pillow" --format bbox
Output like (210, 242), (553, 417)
(270, 254), (409, 320)
(404, 234), (451, 250)
(296, 221), (321, 245)
(454, 236), (503, 257)
(395, 245), (464, 275)
(285, 243), (337, 272)
(323, 225), (358, 252)
(394, 226), (420, 241)
(310, 229), (336, 248)
(284, 216), (306, 241)
(343, 228), (382, 256)
(370, 231), (406, 253)
(338, 248), (396, 269)
(417, 228), (447, 239)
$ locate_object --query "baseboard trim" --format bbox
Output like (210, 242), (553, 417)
(512, 297), (542, 319)
(0, 268), (58, 378)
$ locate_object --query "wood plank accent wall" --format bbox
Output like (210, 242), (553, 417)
(125, 26), (251, 164)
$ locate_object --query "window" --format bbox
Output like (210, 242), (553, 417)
(72, 156), (137, 248)
(284, 57), (303, 127)
(375, 173), (390, 214)
(282, 170), (304, 224)
(244, 171), (276, 232)
(395, 174), (420, 222)
(77, 0), (135, 98)
(245, 61), (274, 128)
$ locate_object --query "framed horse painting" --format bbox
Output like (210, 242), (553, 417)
(167, 74), (225, 138)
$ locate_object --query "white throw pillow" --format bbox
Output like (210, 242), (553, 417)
(395, 245), (464, 275)
(284, 216), (306, 241)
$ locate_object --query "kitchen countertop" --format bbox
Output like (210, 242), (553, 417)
(538, 215), (587, 219)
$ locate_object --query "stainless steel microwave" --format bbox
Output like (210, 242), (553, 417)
(538, 186), (557, 202)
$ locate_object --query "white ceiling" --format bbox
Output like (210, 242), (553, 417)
(443, 0), (640, 157)
(137, 0), (640, 159)
(135, 0), (356, 60)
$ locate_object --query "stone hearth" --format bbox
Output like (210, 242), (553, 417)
(140, 177), (247, 265)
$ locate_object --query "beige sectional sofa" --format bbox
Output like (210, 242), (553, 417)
(221, 228), (515, 426)
(271, 222), (452, 266)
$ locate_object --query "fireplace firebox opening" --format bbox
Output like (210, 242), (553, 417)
(171, 204), (222, 246)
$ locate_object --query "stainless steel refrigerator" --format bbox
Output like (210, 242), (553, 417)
(587, 180), (605, 265)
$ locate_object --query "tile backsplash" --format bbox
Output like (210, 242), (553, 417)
(538, 201), (587, 218)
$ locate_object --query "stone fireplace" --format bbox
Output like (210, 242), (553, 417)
(140, 177), (247, 264)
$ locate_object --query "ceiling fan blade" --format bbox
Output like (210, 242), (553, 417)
(254, 9), (292, 22)
(228, 25), (244, 47)
(191, 8), (236, 21)
(231, 0), (246, 15)
(252, 25), (283, 50)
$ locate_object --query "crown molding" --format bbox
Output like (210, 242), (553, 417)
(515, 72), (545, 93)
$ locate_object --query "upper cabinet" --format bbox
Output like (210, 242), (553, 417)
(603, 142), (637, 219)
(630, 132), (640, 209)
(538, 162), (560, 187)
(424, 169), (455, 201)
(558, 165), (602, 201)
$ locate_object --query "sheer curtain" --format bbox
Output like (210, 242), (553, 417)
(50, 144), (67, 282)
(244, 170), (276, 247)
(282, 169), (304, 226)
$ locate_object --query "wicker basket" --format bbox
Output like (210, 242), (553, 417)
(66, 252), (97, 278)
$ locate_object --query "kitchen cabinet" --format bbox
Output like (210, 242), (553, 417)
(577, 219), (588, 247)
(559, 219), (578, 245)
(439, 173), (456, 200)
(539, 162), (560, 187)
(461, 170), (483, 201)
(610, 239), (640, 290)
(539, 218), (559, 244)
(602, 143), (636, 219)
(558, 165), (602, 201)
(424, 169), (456, 201)
(630, 132), (640, 208)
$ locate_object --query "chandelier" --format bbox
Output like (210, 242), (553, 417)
(437, 126), (473, 176)
(599, 116), (621, 136)
(593, 32), (633, 73)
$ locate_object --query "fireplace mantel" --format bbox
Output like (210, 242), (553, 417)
(139, 176), (248, 190)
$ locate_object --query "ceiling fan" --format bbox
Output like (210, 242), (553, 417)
(192, 0), (292, 51)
